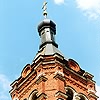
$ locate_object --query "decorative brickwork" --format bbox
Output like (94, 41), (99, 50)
(10, 6), (98, 100)
(10, 53), (98, 100)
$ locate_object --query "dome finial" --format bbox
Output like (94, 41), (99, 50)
(42, 1), (48, 18)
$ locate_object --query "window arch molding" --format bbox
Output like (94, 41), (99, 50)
(65, 86), (76, 94)
(28, 89), (38, 100)
(65, 86), (76, 100)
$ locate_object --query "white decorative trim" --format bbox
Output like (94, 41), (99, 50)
(36, 72), (46, 80)
(55, 71), (64, 76)
(75, 95), (81, 100)
(55, 91), (68, 99)
(88, 89), (96, 93)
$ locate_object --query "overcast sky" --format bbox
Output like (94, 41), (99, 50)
(0, 0), (100, 100)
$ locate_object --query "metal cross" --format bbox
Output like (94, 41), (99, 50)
(42, 1), (48, 18)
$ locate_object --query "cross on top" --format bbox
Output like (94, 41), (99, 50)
(42, 1), (48, 18)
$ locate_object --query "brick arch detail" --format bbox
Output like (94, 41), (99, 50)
(65, 86), (76, 100)
(28, 89), (38, 100)
(65, 85), (76, 94)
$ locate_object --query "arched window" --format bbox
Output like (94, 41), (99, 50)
(66, 89), (74, 100)
(28, 90), (38, 100)
(31, 93), (37, 100)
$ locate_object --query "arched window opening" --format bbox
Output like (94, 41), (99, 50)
(23, 99), (27, 100)
(66, 89), (73, 100)
(32, 93), (38, 100)
(28, 90), (38, 100)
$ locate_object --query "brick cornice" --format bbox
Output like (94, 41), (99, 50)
(88, 93), (99, 99)
(64, 66), (95, 86)
(18, 71), (36, 90)
(65, 76), (88, 93)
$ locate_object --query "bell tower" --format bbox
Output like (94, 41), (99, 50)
(10, 1), (99, 100)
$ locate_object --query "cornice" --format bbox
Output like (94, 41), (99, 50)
(88, 93), (99, 99)
(18, 70), (36, 89)
(65, 76), (88, 93)
(64, 66), (95, 85)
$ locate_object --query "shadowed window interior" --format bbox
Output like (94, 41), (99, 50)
(28, 90), (38, 100)
(31, 93), (37, 100)
(66, 89), (73, 100)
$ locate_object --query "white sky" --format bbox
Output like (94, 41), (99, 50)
(54, 0), (100, 19)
